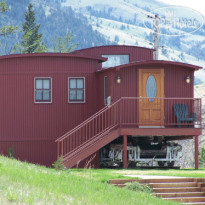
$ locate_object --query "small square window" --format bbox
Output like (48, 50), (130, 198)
(35, 78), (51, 103)
(68, 78), (85, 102)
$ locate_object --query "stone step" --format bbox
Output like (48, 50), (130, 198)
(150, 182), (197, 188)
(155, 192), (205, 198)
(153, 187), (202, 193)
(164, 197), (205, 203)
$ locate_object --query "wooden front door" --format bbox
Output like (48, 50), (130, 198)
(139, 68), (164, 126)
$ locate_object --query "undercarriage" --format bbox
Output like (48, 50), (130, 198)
(100, 136), (183, 168)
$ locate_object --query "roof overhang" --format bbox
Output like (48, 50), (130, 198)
(0, 53), (107, 63)
(97, 60), (202, 73)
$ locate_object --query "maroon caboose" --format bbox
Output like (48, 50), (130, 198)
(0, 45), (202, 168)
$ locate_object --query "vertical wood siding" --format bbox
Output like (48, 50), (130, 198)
(0, 51), (197, 168)
(97, 64), (195, 133)
(0, 56), (100, 166)
(98, 64), (194, 102)
(73, 45), (154, 70)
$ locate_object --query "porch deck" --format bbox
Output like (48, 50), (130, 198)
(56, 97), (202, 168)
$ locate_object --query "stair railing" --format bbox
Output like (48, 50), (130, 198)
(56, 98), (122, 159)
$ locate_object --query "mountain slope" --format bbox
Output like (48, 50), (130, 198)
(1, 0), (205, 83)
(61, 0), (205, 83)
(1, 0), (113, 54)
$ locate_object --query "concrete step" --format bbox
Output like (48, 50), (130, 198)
(155, 192), (205, 198)
(164, 197), (205, 203)
(153, 187), (202, 193)
(150, 182), (197, 188)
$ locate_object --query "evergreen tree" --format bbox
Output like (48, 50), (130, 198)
(0, 1), (17, 37)
(21, 3), (47, 53)
(52, 33), (78, 53)
(0, 1), (18, 54)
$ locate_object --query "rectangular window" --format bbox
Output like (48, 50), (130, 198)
(35, 78), (51, 103)
(68, 78), (85, 102)
(102, 54), (129, 68)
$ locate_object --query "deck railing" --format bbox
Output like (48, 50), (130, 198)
(56, 97), (201, 158)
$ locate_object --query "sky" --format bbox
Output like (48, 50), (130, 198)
(158, 0), (205, 15)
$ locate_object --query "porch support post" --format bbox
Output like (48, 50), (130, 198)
(123, 135), (127, 169)
(195, 135), (199, 170)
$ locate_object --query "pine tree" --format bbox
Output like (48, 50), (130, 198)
(0, 1), (17, 37)
(52, 33), (78, 53)
(21, 3), (47, 53)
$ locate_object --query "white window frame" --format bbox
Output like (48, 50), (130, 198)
(68, 77), (85, 103)
(34, 77), (52, 104)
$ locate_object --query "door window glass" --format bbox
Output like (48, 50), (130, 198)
(146, 75), (157, 102)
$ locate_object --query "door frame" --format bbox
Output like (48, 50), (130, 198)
(138, 68), (164, 127)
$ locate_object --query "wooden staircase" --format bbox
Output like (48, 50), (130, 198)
(109, 178), (205, 205)
(55, 97), (202, 169)
(63, 128), (119, 168)
(56, 99), (122, 168)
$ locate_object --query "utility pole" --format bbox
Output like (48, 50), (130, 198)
(153, 14), (159, 60)
(147, 14), (160, 60)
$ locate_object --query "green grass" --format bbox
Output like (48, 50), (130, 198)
(70, 168), (205, 182)
(1, 156), (204, 205)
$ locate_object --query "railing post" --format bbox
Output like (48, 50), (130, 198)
(119, 99), (122, 128)
(123, 135), (127, 169)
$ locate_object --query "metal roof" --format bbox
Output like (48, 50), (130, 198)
(0, 53), (107, 62)
(97, 60), (202, 73)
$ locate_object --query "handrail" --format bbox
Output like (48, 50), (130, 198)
(120, 97), (201, 100)
(63, 125), (118, 160)
(56, 97), (201, 159)
(56, 98), (122, 142)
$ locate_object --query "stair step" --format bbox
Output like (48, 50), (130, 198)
(155, 192), (205, 198)
(184, 202), (205, 205)
(164, 197), (205, 203)
(150, 182), (197, 188)
(148, 178), (194, 183)
(153, 187), (202, 193)
(109, 179), (140, 184)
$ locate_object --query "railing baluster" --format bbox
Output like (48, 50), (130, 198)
(56, 97), (201, 161)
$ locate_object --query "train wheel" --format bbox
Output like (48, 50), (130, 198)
(167, 161), (175, 167)
(128, 161), (136, 168)
(158, 161), (165, 167)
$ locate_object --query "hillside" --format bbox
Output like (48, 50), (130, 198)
(0, 0), (113, 54)
(61, 0), (205, 83)
(0, 156), (179, 205)
(1, 0), (205, 83)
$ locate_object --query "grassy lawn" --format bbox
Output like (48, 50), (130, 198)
(71, 168), (205, 182)
(0, 157), (204, 205)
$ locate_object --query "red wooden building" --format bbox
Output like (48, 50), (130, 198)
(0, 45), (202, 169)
